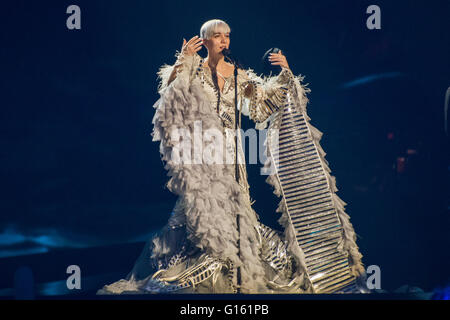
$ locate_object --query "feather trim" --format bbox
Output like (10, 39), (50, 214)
(150, 72), (275, 293)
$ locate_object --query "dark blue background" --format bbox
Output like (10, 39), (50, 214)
(0, 0), (449, 294)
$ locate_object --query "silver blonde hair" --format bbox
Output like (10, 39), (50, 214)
(200, 19), (231, 40)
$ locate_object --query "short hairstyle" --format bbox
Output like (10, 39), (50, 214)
(200, 19), (231, 40)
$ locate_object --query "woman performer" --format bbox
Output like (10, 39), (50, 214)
(98, 19), (366, 294)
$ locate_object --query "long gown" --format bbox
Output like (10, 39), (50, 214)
(97, 51), (366, 294)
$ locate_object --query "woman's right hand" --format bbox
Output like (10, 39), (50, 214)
(182, 36), (203, 56)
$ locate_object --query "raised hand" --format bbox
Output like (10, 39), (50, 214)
(269, 50), (290, 70)
(182, 36), (203, 56)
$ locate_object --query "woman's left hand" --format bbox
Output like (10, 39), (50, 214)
(269, 51), (290, 70)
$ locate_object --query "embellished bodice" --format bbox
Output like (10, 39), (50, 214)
(193, 57), (250, 130)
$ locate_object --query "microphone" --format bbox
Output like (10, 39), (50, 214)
(221, 48), (243, 69)
(221, 48), (232, 57)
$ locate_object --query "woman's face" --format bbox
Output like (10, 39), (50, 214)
(203, 30), (230, 56)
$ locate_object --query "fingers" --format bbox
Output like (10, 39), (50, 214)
(193, 39), (203, 47)
(186, 35), (198, 44)
(183, 36), (203, 55)
(268, 52), (289, 68)
(269, 53), (287, 65)
(191, 41), (203, 53)
(187, 37), (203, 48)
(269, 53), (284, 59)
(269, 56), (284, 62)
(187, 35), (202, 46)
(269, 54), (284, 61)
(269, 57), (285, 63)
